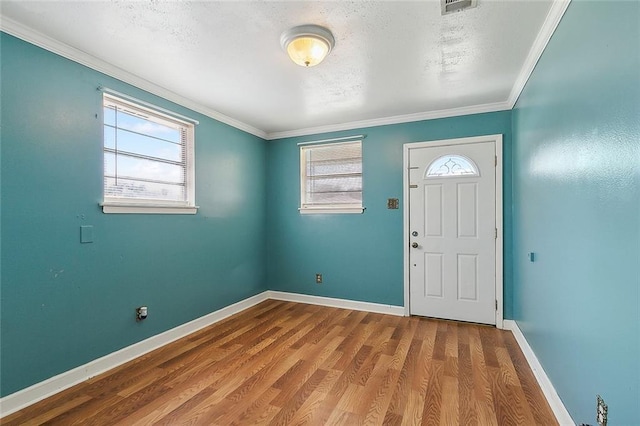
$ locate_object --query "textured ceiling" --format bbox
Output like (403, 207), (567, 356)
(0, 1), (557, 138)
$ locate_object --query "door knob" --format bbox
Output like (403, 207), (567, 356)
(411, 242), (419, 248)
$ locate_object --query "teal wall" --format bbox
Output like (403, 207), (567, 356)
(512, 1), (640, 424)
(0, 33), (268, 396)
(267, 112), (513, 312)
(8, 4), (636, 420)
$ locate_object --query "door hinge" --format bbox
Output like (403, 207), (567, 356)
(495, 228), (497, 239)
(495, 155), (497, 166)
(495, 300), (498, 311)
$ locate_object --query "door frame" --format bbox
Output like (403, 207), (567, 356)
(403, 134), (504, 329)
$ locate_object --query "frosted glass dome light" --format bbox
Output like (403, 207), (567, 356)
(281, 25), (335, 67)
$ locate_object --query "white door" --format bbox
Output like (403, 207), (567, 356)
(408, 141), (496, 324)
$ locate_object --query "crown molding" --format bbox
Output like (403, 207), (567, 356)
(507, 0), (572, 108)
(2, 0), (569, 142)
(0, 16), (268, 140)
(265, 101), (511, 140)
(268, 0), (571, 141)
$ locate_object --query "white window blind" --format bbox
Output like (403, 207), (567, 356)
(300, 140), (363, 214)
(102, 93), (196, 214)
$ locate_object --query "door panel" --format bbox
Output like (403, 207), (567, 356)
(457, 254), (478, 301)
(457, 183), (478, 238)
(409, 141), (496, 325)
(424, 184), (443, 237)
(425, 253), (443, 297)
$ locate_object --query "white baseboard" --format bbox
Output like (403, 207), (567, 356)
(503, 320), (574, 425)
(0, 290), (404, 417)
(266, 290), (405, 316)
(1, 296), (573, 423)
(0, 291), (270, 417)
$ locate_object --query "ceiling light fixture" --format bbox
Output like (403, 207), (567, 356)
(280, 24), (335, 67)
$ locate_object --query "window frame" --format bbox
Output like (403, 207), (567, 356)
(100, 93), (198, 215)
(299, 140), (364, 215)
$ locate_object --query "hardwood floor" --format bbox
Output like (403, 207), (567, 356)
(1, 300), (558, 425)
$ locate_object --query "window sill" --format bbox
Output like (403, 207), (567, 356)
(299, 207), (365, 215)
(101, 203), (199, 215)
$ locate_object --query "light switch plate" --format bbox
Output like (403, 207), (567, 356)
(80, 225), (94, 243)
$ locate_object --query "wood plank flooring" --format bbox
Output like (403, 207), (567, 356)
(1, 300), (558, 425)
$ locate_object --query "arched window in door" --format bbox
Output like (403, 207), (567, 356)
(425, 154), (479, 178)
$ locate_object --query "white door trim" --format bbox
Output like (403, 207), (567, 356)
(403, 134), (504, 329)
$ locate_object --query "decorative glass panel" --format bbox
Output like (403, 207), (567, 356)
(425, 155), (479, 178)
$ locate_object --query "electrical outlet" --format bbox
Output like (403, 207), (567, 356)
(136, 306), (148, 321)
(315, 273), (322, 284)
(597, 395), (608, 426)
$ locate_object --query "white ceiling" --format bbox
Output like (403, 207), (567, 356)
(0, 1), (566, 139)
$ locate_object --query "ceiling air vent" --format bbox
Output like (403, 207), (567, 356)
(441, 0), (478, 15)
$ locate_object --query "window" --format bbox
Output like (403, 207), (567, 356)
(300, 140), (363, 214)
(101, 93), (197, 214)
(425, 154), (479, 178)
